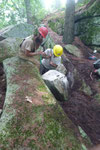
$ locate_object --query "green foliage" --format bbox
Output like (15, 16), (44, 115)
(76, 0), (90, 8)
(48, 18), (64, 35)
(0, 0), (26, 29)
(76, 0), (100, 45)
(0, 0), (47, 29)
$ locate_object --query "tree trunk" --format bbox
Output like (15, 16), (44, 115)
(63, 0), (75, 44)
(24, 0), (33, 24)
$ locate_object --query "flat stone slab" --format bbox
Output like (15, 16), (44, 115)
(64, 44), (83, 57)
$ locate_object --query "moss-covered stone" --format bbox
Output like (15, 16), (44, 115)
(0, 57), (88, 149)
(0, 23), (34, 38)
(0, 37), (22, 62)
(64, 44), (83, 57)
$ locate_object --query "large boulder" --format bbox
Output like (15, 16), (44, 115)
(0, 56), (87, 149)
(0, 23), (34, 40)
(42, 70), (69, 101)
(0, 37), (22, 62)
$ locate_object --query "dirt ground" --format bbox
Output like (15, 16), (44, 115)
(61, 38), (100, 145)
(63, 45), (100, 145)
(62, 38), (100, 145)
(0, 22), (100, 146)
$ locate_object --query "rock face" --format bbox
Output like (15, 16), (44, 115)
(0, 23), (34, 40)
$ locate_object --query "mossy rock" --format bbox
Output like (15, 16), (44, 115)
(64, 44), (83, 57)
(0, 23), (34, 38)
(0, 56), (88, 149)
(0, 37), (22, 62)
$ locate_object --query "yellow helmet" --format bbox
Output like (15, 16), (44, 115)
(53, 45), (63, 57)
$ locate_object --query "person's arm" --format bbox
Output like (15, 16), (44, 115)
(41, 49), (52, 59)
(25, 50), (43, 57)
(42, 52), (52, 59)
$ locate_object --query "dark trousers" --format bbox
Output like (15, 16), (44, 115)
(40, 64), (49, 75)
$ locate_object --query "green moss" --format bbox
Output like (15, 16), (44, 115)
(64, 44), (81, 57)
(38, 84), (46, 91)
(0, 104), (84, 150)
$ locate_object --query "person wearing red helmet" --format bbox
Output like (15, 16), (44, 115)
(38, 27), (48, 38)
(19, 26), (48, 57)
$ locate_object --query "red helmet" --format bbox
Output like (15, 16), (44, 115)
(38, 27), (48, 38)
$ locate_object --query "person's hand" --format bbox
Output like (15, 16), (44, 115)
(50, 61), (54, 66)
(50, 61), (57, 67)
(37, 51), (44, 55)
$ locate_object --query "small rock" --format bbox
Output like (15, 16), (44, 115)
(25, 96), (32, 103)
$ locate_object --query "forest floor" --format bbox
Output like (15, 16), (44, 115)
(0, 15), (100, 146)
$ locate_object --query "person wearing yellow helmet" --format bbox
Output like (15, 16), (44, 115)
(40, 45), (63, 75)
(53, 45), (63, 57)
